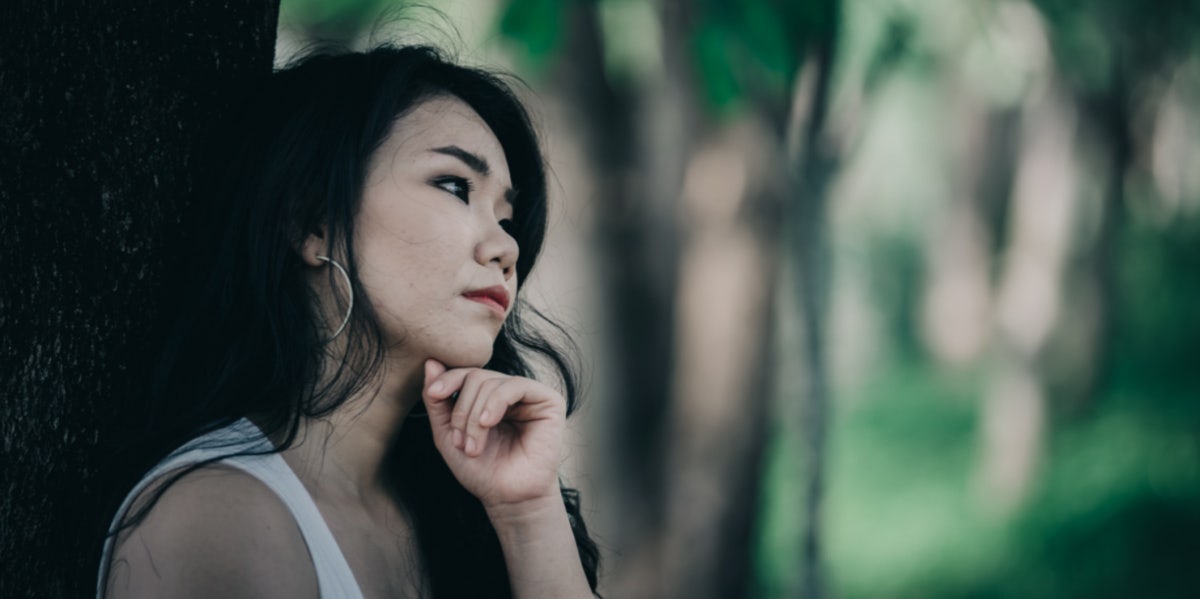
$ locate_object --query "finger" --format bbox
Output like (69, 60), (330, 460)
(470, 379), (537, 456)
(422, 360), (456, 447)
(451, 370), (501, 448)
(425, 363), (484, 450)
(491, 379), (563, 423)
(424, 362), (472, 401)
(466, 377), (508, 456)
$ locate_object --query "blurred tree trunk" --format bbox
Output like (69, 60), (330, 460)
(1029, 2), (1189, 413)
(920, 101), (1019, 369)
(553, 3), (681, 595)
(982, 76), (1080, 510)
(556, 1), (780, 596)
(1081, 57), (1132, 407)
(0, 2), (278, 596)
(660, 124), (784, 599)
(788, 28), (839, 599)
(555, 0), (841, 595)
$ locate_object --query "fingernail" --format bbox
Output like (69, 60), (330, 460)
(480, 409), (490, 424)
(429, 381), (444, 394)
(466, 437), (476, 454)
(453, 429), (463, 448)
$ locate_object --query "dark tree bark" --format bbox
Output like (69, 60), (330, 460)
(790, 27), (839, 599)
(0, 2), (278, 596)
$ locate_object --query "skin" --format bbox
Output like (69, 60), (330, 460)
(106, 96), (592, 599)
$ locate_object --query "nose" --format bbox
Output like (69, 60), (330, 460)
(476, 220), (519, 281)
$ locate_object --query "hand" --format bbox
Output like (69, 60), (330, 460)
(421, 359), (566, 510)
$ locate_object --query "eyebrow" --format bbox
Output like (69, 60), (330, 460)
(429, 145), (517, 204)
(431, 145), (489, 176)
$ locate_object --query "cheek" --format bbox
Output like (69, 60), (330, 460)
(355, 237), (458, 319)
(353, 198), (475, 305)
(361, 205), (470, 262)
(356, 208), (442, 271)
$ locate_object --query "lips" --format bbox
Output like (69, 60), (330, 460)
(462, 285), (510, 315)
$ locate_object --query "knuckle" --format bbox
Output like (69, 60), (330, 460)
(498, 377), (524, 394)
(452, 401), (470, 426)
(483, 377), (506, 397)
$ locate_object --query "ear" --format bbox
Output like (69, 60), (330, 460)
(299, 228), (327, 268)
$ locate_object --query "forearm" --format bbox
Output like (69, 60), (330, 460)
(487, 493), (593, 599)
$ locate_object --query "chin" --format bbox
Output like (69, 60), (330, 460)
(433, 344), (495, 370)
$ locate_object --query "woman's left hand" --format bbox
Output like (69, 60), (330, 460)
(421, 359), (565, 511)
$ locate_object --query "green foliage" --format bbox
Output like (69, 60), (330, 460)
(759, 296), (1200, 598)
(821, 361), (991, 599)
(1031, 0), (1200, 93)
(757, 193), (1200, 598)
(691, 18), (745, 109)
(1111, 215), (1200, 398)
(995, 403), (1200, 599)
(493, 0), (832, 114)
(753, 0), (1200, 585)
(687, 0), (834, 113)
(754, 415), (809, 597)
(497, 0), (569, 71)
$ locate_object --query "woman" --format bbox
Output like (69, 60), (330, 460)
(98, 45), (601, 598)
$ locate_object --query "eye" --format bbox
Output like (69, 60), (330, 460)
(434, 176), (473, 202)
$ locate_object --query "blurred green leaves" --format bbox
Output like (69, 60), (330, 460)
(755, 0), (1200, 596)
(495, 0), (832, 113)
(498, 0), (568, 71)
(1032, 0), (1200, 93)
(686, 0), (826, 111)
(1113, 217), (1200, 397)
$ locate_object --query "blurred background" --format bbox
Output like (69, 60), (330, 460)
(279, 1), (1200, 597)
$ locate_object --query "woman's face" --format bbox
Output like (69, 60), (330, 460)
(336, 94), (519, 368)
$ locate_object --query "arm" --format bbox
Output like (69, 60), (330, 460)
(104, 465), (318, 599)
(487, 493), (593, 599)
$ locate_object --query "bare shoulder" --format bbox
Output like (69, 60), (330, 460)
(103, 463), (319, 599)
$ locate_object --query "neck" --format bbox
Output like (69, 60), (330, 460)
(269, 353), (425, 508)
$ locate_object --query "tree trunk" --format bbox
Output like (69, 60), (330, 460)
(552, 2), (685, 595)
(981, 78), (1079, 511)
(1083, 58), (1132, 408)
(0, 2), (278, 596)
(658, 120), (784, 598)
(789, 31), (838, 599)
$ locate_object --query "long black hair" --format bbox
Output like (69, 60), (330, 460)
(106, 45), (600, 598)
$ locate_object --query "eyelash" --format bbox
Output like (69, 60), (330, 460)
(434, 176), (515, 233)
(434, 176), (474, 202)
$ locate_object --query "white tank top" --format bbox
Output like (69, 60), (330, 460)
(96, 418), (364, 598)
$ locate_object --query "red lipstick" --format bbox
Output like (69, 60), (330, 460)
(462, 285), (510, 315)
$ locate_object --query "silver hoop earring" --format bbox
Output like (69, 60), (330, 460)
(316, 255), (353, 340)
